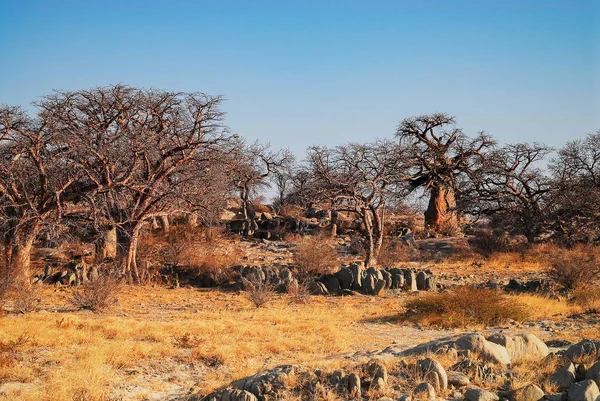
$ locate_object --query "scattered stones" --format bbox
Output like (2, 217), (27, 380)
(417, 357), (448, 391)
(199, 388), (258, 401)
(551, 362), (576, 390)
(367, 359), (388, 390)
(487, 333), (549, 362)
(447, 371), (470, 388)
(231, 365), (294, 401)
(347, 372), (361, 398)
(564, 340), (600, 362)
(584, 361), (600, 387)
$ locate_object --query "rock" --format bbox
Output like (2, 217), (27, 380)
(390, 268), (405, 289)
(308, 281), (328, 296)
(425, 276), (436, 291)
(404, 269), (418, 291)
(584, 361), (600, 387)
(510, 384), (545, 401)
(199, 388), (258, 401)
(231, 365), (294, 400)
(336, 268), (354, 290)
(567, 380), (600, 401)
(347, 373), (361, 398)
(398, 395), (412, 401)
(551, 362), (576, 390)
(367, 360), (388, 389)
(374, 279), (386, 296)
(381, 270), (392, 289)
(418, 358), (448, 391)
(544, 394), (567, 401)
(416, 271), (428, 290)
(324, 276), (342, 295)
(487, 333), (549, 362)
(564, 340), (600, 362)
(350, 263), (363, 290)
(414, 382), (436, 401)
(464, 388), (500, 401)
(364, 274), (376, 295)
(455, 334), (511, 366)
(379, 398), (394, 401)
(447, 371), (470, 388)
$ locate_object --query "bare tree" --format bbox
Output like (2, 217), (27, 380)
(0, 106), (79, 285)
(42, 85), (228, 282)
(226, 140), (294, 236)
(464, 142), (553, 241)
(395, 113), (494, 233)
(550, 131), (600, 243)
(304, 140), (406, 266)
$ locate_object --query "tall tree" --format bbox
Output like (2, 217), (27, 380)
(395, 113), (493, 233)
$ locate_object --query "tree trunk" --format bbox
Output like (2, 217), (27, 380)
(119, 224), (142, 283)
(424, 184), (458, 232)
(96, 224), (117, 262)
(371, 205), (385, 258)
(186, 213), (198, 229)
(3, 231), (36, 288)
(330, 210), (338, 238)
(362, 211), (376, 267)
(158, 215), (170, 233)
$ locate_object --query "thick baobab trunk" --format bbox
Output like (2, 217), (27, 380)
(424, 185), (458, 231)
(2, 231), (36, 287)
(371, 205), (385, 259)
(96, 225), (117, 262)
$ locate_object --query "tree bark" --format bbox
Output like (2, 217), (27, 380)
(362, 211), (376, 267)
(371, 205), (385, 258)
(119, 224), (142, 283)
(97, 224), (117, 262)
(158, 215), (170, 233)
(2, 230), (37, 288)
(424, 184), (458, 231)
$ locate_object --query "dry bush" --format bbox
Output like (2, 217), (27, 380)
(13, 285), (40, 314)
(469, 231), (510, 258)
(377, 239), (411, 267)
(292, 235), (339, 280)
(403, 287), (530, 328)
(251, 199), (272, 214)
(184, 243), (243, 285)
(547, 246), (600, 290)
(287, 281), (310, 304)
(347, 235), (366, 256)
(242, 276), (275, 308)
(278, 204), (303, 219)
(71, 276), (120, 313)
(570, 286), (600, 313)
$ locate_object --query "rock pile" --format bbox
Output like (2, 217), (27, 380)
(237, 265), (299, 292)
(308, 263), (437, 296)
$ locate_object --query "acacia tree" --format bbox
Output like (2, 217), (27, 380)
(304, 140), (406, 266)
(463, 142), (553, 241)
(0, 106), (80, 285)
(226, 140), (294, 236)
(43, 85), (227, 282)
(395, 113), (493, 233)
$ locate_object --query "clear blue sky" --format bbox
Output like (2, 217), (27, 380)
(1, 0), (598, 155)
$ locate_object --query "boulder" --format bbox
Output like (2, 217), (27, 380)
(567, 380), (600, 401)
(447, 371), (470, 388)
(374, 279), (386, 296)
(324, 276), (342, 295)
(465, 389), (500, 401)
(416, 271), (428, 290)
(308, 281), (328, 296)
(346, 373), (361, 398)
(336, 268), (354, 290)
(404, 269), (417, 291)
(564, 340), (600, 362)
(455, 334), (512, 366)
(364, 274), (376, 295)
(510, 384), (545, 401)
(584, 361), (600, 387)
(350, 263), (363, 290)
(200, 388), (258, 401)
(367, 359), (388, 389)
(551, 362), (576, 390)
(487, 333), (549, 362)
(414, 382), (436, 401)
(418, 358), (448, 391)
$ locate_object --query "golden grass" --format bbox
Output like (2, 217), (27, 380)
(0, 286), (401, 401)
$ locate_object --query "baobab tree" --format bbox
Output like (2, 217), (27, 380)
(0, 106), (80, 285)
(43, 85), (228, 282)
(396, 113), (493, 233)
(304, 140), (407, 266)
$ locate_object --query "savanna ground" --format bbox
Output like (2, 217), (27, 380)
(1, 234), (600, 401)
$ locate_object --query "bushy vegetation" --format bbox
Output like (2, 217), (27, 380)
(70, 276), (120, 313)
(292, 235), (339, 280)
(547, 246), (600, 290)
(403, 287), (530, 328)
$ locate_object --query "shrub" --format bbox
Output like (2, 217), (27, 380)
(13, 285), (39, 314)
(242, 276), (275, 308)
(403, 287), (529, 328)
(287, 281), (310, 304)
(377, 239), (411, 267)
(292, 235), (338, 280)
(570, 286), (600, 313)
(469, 230), (509, 258)
(547, 246), (600, 290)
(184, 243), (243, 285)
(71, 275), (120, 313)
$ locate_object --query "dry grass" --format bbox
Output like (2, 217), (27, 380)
(70, 276), (121, 313)
(292, 235), (339, 280)
(570, 286), (600, 313)
(0, 285), (403, 401)
(403, 287), (530, 328)
(377, 239), (412, 268)
(547, 245), (600, 290)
